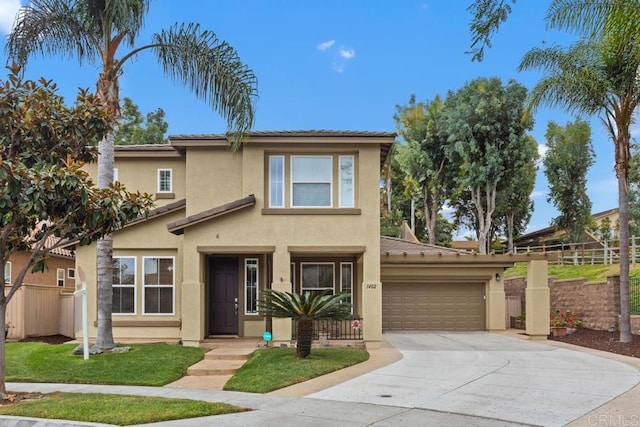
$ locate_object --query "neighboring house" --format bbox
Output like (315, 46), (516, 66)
(5, 239), (75, 339)
(513, 208), (620, 248)
(75, 130), (550, 348)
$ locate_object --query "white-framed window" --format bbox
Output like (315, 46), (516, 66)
(68, 268), (76, 279)
(143, 256), (174, 314)
(290, 262), (295, 290)
(301, 262), (334, 295)
(269, 156), (284, 207)
(56, 269), (65, 287)
(340, 262), (353, 313)
(113, 257), (136, 315)
(157, 169), (172, 193)
(113, 168), (119, 183)
(4, 262), (11, 284)
(291, 156), (332, 207)
(339, 156), (354, 207)
(245, 259), (259, 315)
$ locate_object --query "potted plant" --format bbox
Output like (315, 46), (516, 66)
(550, 310), (583, 337)
(4, 322), (11, 339)
(319, 325), (329, 347)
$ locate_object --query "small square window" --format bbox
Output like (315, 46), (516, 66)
(68, 268), (76, 279)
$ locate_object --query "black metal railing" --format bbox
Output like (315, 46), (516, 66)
(291, 317), (363, 341)
(631, 277), (640, 315)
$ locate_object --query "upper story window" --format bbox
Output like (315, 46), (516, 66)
(157, 169), (172, 193)
(267, 154), (357, 209)
(113, 168), (119, 183)
(292, 156), (332, 207)
(57, 269), (65, 287)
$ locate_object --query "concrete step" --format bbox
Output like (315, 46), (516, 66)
(168, 374), (233, 390)
(204, 348), (254, 360)
(187, 359), (246, 376)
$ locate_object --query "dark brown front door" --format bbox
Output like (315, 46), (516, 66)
(208, 257), (239, 335)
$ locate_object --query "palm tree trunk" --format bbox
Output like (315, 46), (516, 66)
(296, 319), (313, 358)
(95, 131), (115, 350)
(0, 302), (7, 398)
(618, 173), (632, 342)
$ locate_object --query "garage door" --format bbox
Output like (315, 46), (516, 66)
(382, 283), (485, 331)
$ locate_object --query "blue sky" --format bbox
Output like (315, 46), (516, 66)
(0, 0), (628, 238)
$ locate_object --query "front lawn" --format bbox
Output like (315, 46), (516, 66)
(223, 347), (369, 393)
(0, 392), (246, 425)
(6, 342), (207, 386)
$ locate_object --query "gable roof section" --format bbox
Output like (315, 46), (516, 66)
(126, 198), (186, 228)
(167, 195), (256, 235)
(380, 236), (466, 256)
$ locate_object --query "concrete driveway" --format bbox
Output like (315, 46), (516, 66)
(308, 332), (640, 426)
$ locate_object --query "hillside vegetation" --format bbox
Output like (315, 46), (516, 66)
(504, 263), (640, 283)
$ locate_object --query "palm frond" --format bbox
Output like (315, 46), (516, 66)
(6, 0), (97, 66)
(151, 23), (257, 149)
(80, 0), (150, 48)
(259, 289), (353, 321)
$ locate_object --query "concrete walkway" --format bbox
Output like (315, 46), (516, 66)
(2, 331), (640, 426)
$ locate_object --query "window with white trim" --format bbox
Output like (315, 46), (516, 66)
(113, 257), (136, 314)
(157, 169), (172, 193)
(245, 259), (259, 314)
(292, 156), (332, 207)
(339, 156), (354, 207)
(113, 168), (119, 183)
(56, 269), (65, 287)
(4, 262), (11, 284)
(269, 156), (284, 207)
(143, 257), (174, 314)
(301, 263), (334, 295)
(340, 262), (353, 313)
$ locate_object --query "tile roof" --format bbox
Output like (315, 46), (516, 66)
(169, 130), (396, 139)
(380, 236), (468, 256)
(167, 195), (256, 235)
(125, 199), (186, 228)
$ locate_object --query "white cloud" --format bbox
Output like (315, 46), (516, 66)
(338, 47), (355, 59)
(0, 0), (21, 34)
(317, 40), (335, 51)
(537, 144), (548, 159)
(530, 190), (546, 198)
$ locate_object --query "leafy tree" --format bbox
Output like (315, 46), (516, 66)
(7, 0), (257, 349)
(467, 0), (516, 61)
(394, 95), (450, 245)
(599, 216), (612, 241)
(258, 290), (352, 358)
(519, 0), (640, 342)
(0, 66), (153, 398)
(628, 143), (640, 237)
(496, 134), (539, 252)
(115, 97), (168, 145)
(543, 119), (595, 243)
(442, 77), (533, 254)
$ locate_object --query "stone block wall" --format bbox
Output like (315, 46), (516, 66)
(504, 275), (640, 334)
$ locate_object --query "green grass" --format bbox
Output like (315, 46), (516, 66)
(6, 343), (207, 386)
(224, 348), (369, 393)
(504, 262), (640, 283)
(0, 392), (246, 426)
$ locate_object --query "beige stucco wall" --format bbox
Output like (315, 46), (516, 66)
(74, 209), (184, 342)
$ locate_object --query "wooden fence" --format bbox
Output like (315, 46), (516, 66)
(507, 237), (640, 266)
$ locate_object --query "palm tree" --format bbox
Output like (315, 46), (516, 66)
(6, 0), (257, 349)
(519, 0), (640, 342)
(259, 290), (353, 358)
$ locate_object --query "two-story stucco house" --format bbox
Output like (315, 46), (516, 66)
(75, 130), (551, 348)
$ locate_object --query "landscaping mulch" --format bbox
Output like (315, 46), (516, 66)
(549, 328), (640, 358)
(18, 335), (73, 345)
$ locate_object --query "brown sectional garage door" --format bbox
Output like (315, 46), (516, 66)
(382, 283), (485, 331)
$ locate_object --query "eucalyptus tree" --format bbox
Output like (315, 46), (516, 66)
(394, 95), (450, 245)
(6, 0), (257, 349)
(519, 0), (640, 342)
(442, 77), (533, 254)
(543, 119), (595, 243)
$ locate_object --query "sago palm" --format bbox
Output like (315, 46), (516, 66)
(5, 0), (257, 349)
(519, 0), (640, 342)
(259, 289), (353, 358)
